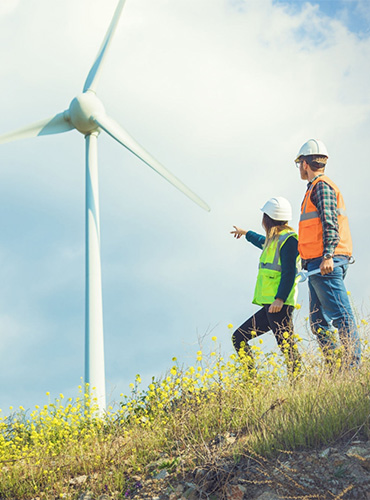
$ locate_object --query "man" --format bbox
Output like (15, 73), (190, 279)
(295, 139), (361, 367)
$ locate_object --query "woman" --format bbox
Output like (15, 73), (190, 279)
(230, 196), (301, 374)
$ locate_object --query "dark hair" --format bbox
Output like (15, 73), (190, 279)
(262, 213), (294, 244)
(303, 154), (327, 171)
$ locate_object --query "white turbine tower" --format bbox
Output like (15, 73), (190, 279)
(0, 0), (210, 413)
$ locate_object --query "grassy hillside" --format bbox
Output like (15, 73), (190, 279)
(1, 321), (369, 499)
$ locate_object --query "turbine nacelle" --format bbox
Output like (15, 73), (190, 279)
(0, 0), (210, 415)
(68, 92), (105, 135)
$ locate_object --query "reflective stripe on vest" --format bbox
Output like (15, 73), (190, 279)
(300, 207), (347, 221)
(258, 231), (293, 273)
(298, 175), (352, 260)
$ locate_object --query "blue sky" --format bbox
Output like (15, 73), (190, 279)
(0, 0), (369, 415)
(274, 0), (370, 35)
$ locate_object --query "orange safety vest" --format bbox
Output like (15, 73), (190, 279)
(298, 174), (352, 260)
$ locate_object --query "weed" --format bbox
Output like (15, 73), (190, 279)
(0, 321), (369, 499)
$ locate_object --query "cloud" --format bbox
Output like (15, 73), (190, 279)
(0, 0), (369, 413)
(0, 0), (19, 17)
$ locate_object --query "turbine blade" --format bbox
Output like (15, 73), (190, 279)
(0, 111), (74, 145)
(83, 0), (127, 93)
(93, 113), (210, 212)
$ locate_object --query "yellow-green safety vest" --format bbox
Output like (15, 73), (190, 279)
(252, 230), (299, 307)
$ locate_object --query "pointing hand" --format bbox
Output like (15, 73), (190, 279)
(230, 226), (247, 239)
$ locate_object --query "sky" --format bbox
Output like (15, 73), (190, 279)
(0, 0), (369, 414)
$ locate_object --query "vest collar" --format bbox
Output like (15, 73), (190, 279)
(307, 173), (324, 188)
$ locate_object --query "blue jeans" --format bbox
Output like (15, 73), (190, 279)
(307, 256), (361, 367)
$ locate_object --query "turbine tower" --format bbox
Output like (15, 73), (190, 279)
(0, 0), (210, 413)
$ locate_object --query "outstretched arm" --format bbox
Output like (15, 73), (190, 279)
(231, 227), (266, 249)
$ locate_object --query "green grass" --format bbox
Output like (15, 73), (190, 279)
(1, 324), (370, 499)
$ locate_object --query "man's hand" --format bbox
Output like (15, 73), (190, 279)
(230, 226), (247, 239)
(320, 257), (334, 275)
(268, 298), (284, 313)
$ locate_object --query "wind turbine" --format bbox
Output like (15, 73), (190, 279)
(0, 0), (210, 413)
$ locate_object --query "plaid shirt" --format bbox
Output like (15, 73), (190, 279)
(306, 174), (340, 256)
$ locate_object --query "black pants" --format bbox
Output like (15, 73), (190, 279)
(232, 305), (300, 372)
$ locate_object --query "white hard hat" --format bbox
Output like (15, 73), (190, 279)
(261, 197), (292, 221)
(295, 139), (329, 162)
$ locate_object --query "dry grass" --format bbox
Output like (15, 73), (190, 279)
(1, 320), (369, 499)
